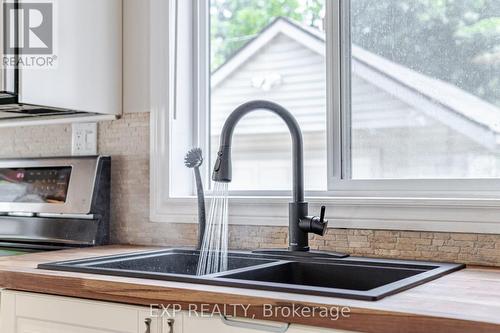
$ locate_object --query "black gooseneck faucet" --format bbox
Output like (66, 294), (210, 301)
(212, 100), (347, 257)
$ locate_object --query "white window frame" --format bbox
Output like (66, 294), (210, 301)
(150, 0), (500, 233)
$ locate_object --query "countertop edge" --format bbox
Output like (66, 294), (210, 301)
(0, 246), (498, 333)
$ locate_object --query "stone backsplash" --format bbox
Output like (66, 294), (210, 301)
(231, 226), (500, 267)
(0, 113), (499, 267)
(136, 223), (500, 267)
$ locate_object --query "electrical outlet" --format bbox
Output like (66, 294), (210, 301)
(72, 123), (98, 156)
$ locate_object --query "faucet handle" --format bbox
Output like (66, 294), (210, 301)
(320, 206), (326, 224)
(311, 206), (328, 236)
(299, 206), (328, 236)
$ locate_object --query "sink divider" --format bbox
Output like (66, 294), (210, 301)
(206, 260), (291, 279)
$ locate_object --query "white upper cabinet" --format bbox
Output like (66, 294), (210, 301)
(123, 0), (149, 113)
(18, 0), (122, 115)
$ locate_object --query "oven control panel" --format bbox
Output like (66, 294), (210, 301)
(0, 167), (72, 204)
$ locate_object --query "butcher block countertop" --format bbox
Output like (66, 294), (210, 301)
(0, 245), (499, 333)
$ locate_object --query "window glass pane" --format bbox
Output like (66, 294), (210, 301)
(350, 0), (500, 179)
(210, 0), (327, 191)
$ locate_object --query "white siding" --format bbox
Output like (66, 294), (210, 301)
(211, 33), (328, 190)
(351, 76), (433, 129)
(212, 33), (435, 135)
(211, 33), (327, 136)
(210, 31), (500, 189)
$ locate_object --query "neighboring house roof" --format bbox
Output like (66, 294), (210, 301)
(212, 17), (500, 149)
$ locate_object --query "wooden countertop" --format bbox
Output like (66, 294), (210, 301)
(0, 245), (498, 333)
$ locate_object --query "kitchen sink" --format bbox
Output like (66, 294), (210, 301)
(218, 261), (433, 291)
(38, 249), (276, 277)
(214, 259), (457, 300)
(38, 249), (464, 301)
(84, 251), (273, 275)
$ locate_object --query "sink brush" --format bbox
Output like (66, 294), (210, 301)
(184, 148), (206, 250)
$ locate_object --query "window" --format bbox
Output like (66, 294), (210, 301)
(210, 0), (328, 191)
(349, 0), (500, 180)
(199, 0), (500, 196)
(150, 0), (500, 230)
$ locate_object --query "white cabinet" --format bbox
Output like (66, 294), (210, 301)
(123, 0), (149, 113)
(138, 310), (161, 333)
(0, 291), (162, 333)
(162, 315), (181, 333)
(18, 0), (122, 115)
(184, 315), (290, 333)
(0, 291), (356, 333)
(182, 315), (354, 333)
(16, 319), (117, 333)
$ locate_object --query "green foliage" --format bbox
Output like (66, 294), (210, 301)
(211, 0), (499, 106)
(351, 0), (500, 106)
(210, 0), (323, 69)
(456, 18), (500, 38)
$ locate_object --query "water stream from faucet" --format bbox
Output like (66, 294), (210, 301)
(196, 182), (229, 275)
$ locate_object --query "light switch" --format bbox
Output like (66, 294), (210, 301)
(72, 122), (98, 156)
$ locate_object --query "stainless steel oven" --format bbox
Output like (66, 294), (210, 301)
(0, 156), (110, 255)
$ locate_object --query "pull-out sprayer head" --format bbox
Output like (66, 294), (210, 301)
(212, 146), (232, 183)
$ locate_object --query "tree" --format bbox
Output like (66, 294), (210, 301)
(211, 0), (499, 106)
(351, 0), (500, 106)
(210, 0), (323, 69)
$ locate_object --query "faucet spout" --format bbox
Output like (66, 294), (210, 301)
(213, 100), (337, 253)
(212, 100), (304, 203)
(213, 101), (347, 257)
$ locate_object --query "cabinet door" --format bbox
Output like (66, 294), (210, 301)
(161, 313), (183, 333)
(184, 315), (290, 333)
(183, 315), (357, 333)
(138, 310), (162, 333)
(0, 291), (142, 333)
(18, 0), (122, 114)
(16, 317), (121, 333)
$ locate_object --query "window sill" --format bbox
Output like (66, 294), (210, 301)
(150, 195), (500, 234)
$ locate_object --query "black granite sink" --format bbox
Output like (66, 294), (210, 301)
(38, 249), (464, 301)
(218, 260), (432, 290)
(70, 250), (274, 275)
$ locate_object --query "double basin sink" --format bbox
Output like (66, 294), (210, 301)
(38, 249), (464, 301)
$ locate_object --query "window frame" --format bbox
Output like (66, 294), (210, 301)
(150, 0), (500, 233)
